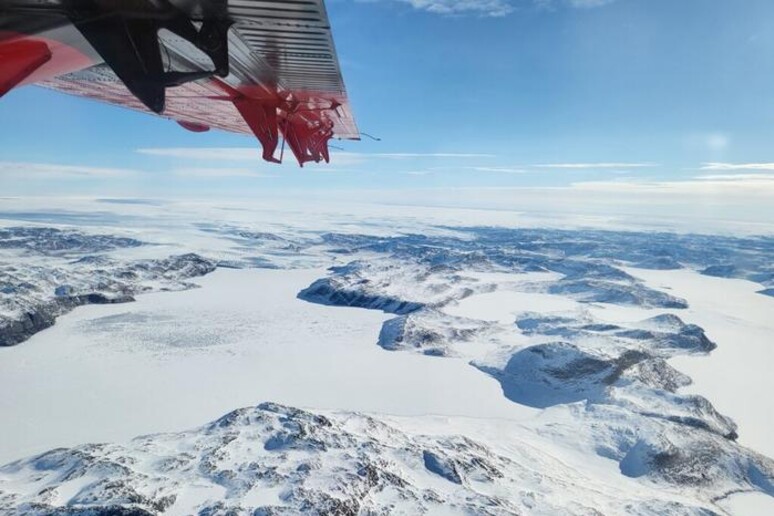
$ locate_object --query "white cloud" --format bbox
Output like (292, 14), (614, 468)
(700, 162), (774, 171)
(534, 162), (657, 169)
(567, 0), (616, 8)
(137, 147), (263, 161)
(705, 133), (730, 152)
(469, 166), (528, 174)
(0, 162), (139, 180)
(371, 0), (618, 17)
(137, 147), (363, 167)
(534, 0), (619, 10)
(338, 152), (496, 159)
(695, 173), (774, 181)
(569, 174), (774, 195)
(172, 168), (277, 179)
(393, 0), (514, 16)
(401, 170), (435, 176)
(137, 148), (494, 166)
(684, 133), (730, 153)
(396, 165), (524, 175)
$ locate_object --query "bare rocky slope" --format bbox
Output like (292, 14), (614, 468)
(0, 227), (216, 347)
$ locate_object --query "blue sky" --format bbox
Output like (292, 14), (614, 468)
(1, 0), (774, 210)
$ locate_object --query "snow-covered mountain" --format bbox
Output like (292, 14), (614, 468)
(292, 229), (774, 513)
(1, 402), (762, 516)
(0, 227), (216, 347)
(1, 201), (773, 514)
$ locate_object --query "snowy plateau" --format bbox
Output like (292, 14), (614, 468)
(0, 198), (772, 515)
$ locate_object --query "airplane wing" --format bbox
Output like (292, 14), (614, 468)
(0, 0), (358, 166)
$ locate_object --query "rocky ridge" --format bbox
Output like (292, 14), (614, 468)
(294, 229), (774, 506)
(0, 227), (216, 347)
(0, 403), (742, 515)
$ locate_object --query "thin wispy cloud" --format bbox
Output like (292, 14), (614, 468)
(695, 173), (774, 181)
(535, 162), (657, 169)
(137, 148), (263, 161)
(401, 170), (435, 176)
(681, 133), (731, 153)
(137, 147), (365, 167)
(0, 162), (140, 180)
(337, 152), (496, 159)
(701, 162), (774, 171)
(703, 133), (731, 152)
(566, 0), (617, 8)
(570, 174), (774, 195)
(172, 168), (277, 179)
(397, 165), (524, 175)
(137, 148), (494, 165)
(380, 0), (618, 16)
(469, 166), (528, 174)
(390, 0), (514, 16)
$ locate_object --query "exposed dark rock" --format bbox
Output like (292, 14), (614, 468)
(0, 227), (143, 256)
(548, 279), (688, 308)
(422, 450), (462, 484)
(0, 252), (216, 347)
(478, 342), (614, 408)
(633, 256), (683, 270)
(621, 359), (691, 393)
(299, 277), (422, 314)
(377, 310), (483, 354)
(0, 308), (56, 347)
(701, 265), (737, 278)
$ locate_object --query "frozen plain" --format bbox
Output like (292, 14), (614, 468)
(0, 197), (773, 514)
(0, 267), (532, 464)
